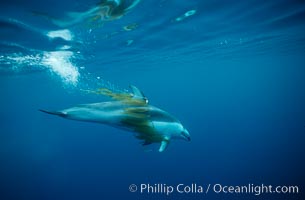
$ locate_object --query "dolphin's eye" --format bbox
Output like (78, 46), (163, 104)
(181, 131), (186, 137)
(181, 130), (190, 141)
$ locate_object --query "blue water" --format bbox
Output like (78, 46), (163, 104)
(1, 0), (305, 199)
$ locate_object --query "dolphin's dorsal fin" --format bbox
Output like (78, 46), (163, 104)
(130, 85), (148, 104)
(159, 138), (170, 152)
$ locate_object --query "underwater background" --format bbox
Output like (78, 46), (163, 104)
(0, 0), (304, 199)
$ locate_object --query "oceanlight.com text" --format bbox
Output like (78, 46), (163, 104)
(128, 183), (299, 196)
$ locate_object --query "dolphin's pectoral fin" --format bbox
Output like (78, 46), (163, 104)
(130, 85), (148, 104)
(159, 139), (170, 152)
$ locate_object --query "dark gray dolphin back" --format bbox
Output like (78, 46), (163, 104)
(147, 106), (179, 123)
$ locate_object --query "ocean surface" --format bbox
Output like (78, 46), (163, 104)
(0, 0), (305, 199)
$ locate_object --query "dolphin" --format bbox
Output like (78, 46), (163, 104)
(40, 86), (190, 152)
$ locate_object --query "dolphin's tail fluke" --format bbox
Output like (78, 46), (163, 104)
(39, 109), (66, 117)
